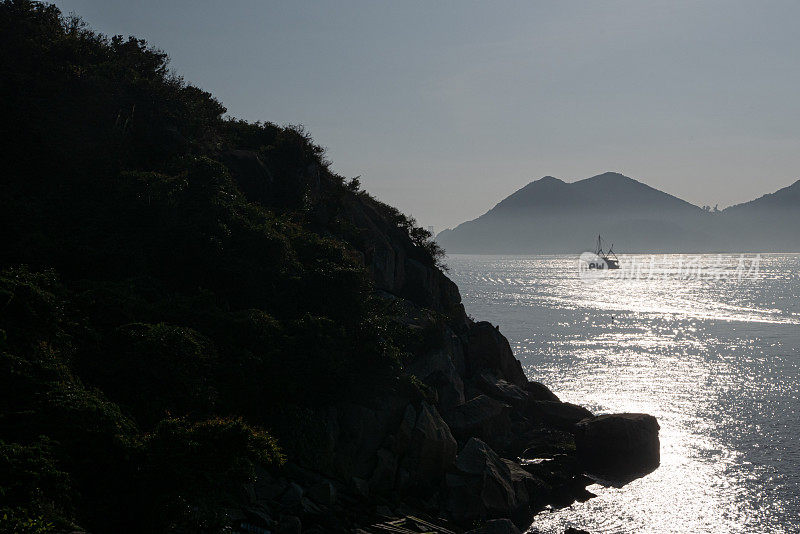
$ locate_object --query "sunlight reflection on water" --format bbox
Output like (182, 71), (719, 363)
(447, 254), (800, 534)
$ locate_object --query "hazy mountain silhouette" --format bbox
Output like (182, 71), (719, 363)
(725, 179), (800, 212)
(714, 179), (800, 252)
(437, 172), (799, 253)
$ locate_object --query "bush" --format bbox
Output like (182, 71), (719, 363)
(0, 440), (71, 530)
(139, 416), (284, 531)
(86, 323), (216, 427)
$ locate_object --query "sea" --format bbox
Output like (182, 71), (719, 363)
(445, 253), (800, 534)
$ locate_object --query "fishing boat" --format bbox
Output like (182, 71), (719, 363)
(590, 234), (620, 269)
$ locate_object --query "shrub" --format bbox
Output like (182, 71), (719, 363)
(138, 416), (284, 531)
(88, 323), (216, 427)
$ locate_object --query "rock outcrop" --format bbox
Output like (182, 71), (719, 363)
(223, 151), (661, 532)
(445, 438), (526, 526)
(466, 322), (527, 386)
(575, 413), (660, 479)
(443, 395), (512, 451)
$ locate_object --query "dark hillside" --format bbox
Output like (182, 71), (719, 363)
(0, 3), (658, 532)
(714, 179), (800, 251)
(0, 2), (448, 530)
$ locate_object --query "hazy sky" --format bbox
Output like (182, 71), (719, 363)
(55, 0), (800, 231)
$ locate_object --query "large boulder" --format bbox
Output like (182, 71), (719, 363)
(443, 395), (512, 450)
(369, 448), (398, 495)
(446, 438), (522, 525)
(519, 428), (577, 460)
(575, 413), (660, 476)
(466, 322), (528, 386)
(501, 459), (546, 516)
(446, 439), (541, 528)
(407, 339), (466, 411)
(335, 400), (402, 478)
(402, 257), (441, 310)
(523, 381), (560, 402)
(397, 402), (458, 491)
(477, 371), (529, 409)
(306, 480), (337, 506)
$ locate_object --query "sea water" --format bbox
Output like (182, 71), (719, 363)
(446, 254), (800, 534)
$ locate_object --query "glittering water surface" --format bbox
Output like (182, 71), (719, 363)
(446, 254), (800, 534)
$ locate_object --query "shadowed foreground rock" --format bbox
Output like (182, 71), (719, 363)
(575, 413), (660, 478)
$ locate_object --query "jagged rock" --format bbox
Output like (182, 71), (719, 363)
(353, 476), (370, 498)
(476, 371), (529, 408)
(403, 257), (442, 310)
(443, 395), (511, 449)
(519, 428), (577, 459)
(446, 438), (526, 526)
(336, 398), (405, 479)
(407, 345), (466, 411)
(466, 322), (528, 386)
(501, 459), (542, 505)
(520, 455), (594, 509)
(445, 330), (468, 378)
(524, 381), (560, 402)
(399, 402), (457, 490)
(390, 404), (418, 456)
(575, 413), (660, 475)
(369, 448), (398, 495)
(525, 401), (593, 429)
(465, 518), (522, 534)
(243, 504), (274, 530)
(254, 471), (288, 501)
(300, 496), (321, 514)
(279, 483), (304, 508)
(371, 237), (401, 291)
(395, 467), (411, 491)
(306, 480), (337, 506)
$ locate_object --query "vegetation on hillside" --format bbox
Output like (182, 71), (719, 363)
(0, 1), (444, 531)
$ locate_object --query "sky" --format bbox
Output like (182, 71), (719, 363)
(55, 0), (800, 232)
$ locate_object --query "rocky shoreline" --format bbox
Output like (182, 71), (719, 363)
(226, 164), (661, 534)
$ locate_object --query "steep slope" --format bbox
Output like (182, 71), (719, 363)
(570, 172), (703, 215)
(490, 176), (587, 213)
(0, 3), (659, 533)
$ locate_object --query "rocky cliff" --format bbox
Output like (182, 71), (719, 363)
(228, 156), (661, 533)
(0, 4), (659, 533)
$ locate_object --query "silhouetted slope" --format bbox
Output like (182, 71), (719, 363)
(715, 179), (800, 251)
(571, 172), (702, 215)
(438, 172), (712, 253)
(490, 176), (584, 212)
(724, 179), (800, 213)
(3, 3), (648, 532)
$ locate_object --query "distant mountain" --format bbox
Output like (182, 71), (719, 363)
(715, 179), (800, 252)
(724, 179), (800, 213)
(437, 173), (800, 253)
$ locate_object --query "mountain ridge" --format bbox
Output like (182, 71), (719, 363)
(723, 178), (800, 213)
(437, 172), (800, 253)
